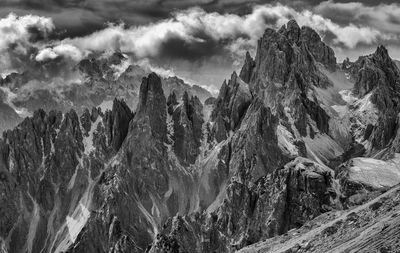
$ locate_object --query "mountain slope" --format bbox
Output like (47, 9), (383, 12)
(1, 19), (400, 253)
(239, 185), (400, 253)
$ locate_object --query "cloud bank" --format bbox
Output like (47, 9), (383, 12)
(2, 2), (400, 89)
(30, 3), (398, 65)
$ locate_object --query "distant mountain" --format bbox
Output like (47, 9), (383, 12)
(0, 52), (213, 133)
(2, 19), (400, 253)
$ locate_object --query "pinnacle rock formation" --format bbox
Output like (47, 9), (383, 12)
(4, 19), (400, 253)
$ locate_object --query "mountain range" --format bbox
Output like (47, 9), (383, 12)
(1, 19), (400, 253)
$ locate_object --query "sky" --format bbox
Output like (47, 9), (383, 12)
(1, 0), (400, 92)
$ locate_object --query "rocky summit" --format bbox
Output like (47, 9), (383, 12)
(2, 19), (400, 253)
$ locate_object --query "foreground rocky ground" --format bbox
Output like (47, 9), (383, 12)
(239, 185), (400, 253)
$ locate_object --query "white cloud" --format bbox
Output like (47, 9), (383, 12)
(36, 44), (85, 61)
(0, 13), (54, 53)
(32, 3), (391, 66)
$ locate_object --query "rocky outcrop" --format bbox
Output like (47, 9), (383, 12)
(237, 185), (400, 253)
(6, 17), (400, 253)
(353, 46), (400, 103)
(0, 97), (134, 253)
(337, 155), (400, 204)
(251, 20), (334, 93)
(137, 73), (168, 141)
(150, 157), (339, 252)
(170, 92), (204, 165)
(104, 99), (134, 152)
(162, 76), (212, 104)
(239, 52), (256, 84)
(147, 20), (343, 253)
(348, 46), (400, 151)
(66, 73), (196, 253)
(299, 26), (337, 69)
(210, 72), (252, 142)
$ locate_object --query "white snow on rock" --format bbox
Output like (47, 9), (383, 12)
(346, 154), (400, 189)
(26, 193), (40, 253)
(277, 124), (299, 156)
(83, 117), (102, 155)
(98, 100), (113, 112)
(304, 134), (344, 165)
(66, 203), (90, 243)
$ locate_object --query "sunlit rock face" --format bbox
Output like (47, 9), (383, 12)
(3, 18), (400, 253)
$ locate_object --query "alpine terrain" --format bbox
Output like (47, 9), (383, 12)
(1, 18), (400, 253)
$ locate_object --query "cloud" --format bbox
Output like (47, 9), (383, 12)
(34, 2), (392, 67)
(3, 3), (400, 91)
(0, 13), (54, 52)
(0, 13), (54, 75)
(35, 44), (84, 61)
(314, 1), (400, 35)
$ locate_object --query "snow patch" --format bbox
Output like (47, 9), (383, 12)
(347, 154), (400, 189)
(83, 117), (102, 155)
(98, 100), (113, 112)
(277, 124), (299, 156)
(66, 203), (90, 243)
(67, 165), (79, 191)
(26, 193), (40, 253)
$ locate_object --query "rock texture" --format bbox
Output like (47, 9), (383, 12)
(210, 71), (252, 142)
(0, 97), (134, 253)
(170, 92), (204, 165)
(345, 46), (400, 152)
(3, 18), (400, 253)
(239, 52), (256, 84)
(0, 52), (212, 130)
(239, 185), (400, 253)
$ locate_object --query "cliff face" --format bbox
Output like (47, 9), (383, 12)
(0, 98), (134, 253)
(2, 19), (400, 253)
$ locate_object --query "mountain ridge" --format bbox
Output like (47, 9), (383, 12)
(1, 19), (400, 253)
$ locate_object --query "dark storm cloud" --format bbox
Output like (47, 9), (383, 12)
(2, 0), (400, 40)
(0, 0), (276, 38)
(314, 1), (400, 37)
(2, 0), (400, 90)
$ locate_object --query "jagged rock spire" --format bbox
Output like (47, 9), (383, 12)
(171, 91), (204, 165)
(210, 71), (252, 141)
(108, 99), (134, 151)
(239, 51), (255, 84)
(286, 19), (301, 45)
(135, 72), (167, 141)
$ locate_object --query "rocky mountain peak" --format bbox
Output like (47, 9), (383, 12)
(285, 19), (301, 45)
(299, 26), (337, 69)
(137, 73), (164, 113)
(210, 71), (252, 142)
(353, 45), (400, 100)
(108, 99), (134, 151)
(250, 20), (335, 96)
(375, 45), (390, 61)
(135, 72), (167, 141)
(239, 51), (256, 84)
(169, 91), (204, 165)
